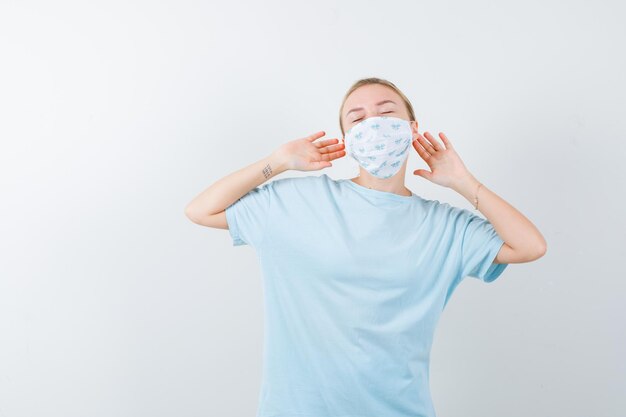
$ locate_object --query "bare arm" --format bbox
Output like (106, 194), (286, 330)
(184, 153), (288, 228)
(413, 131), (547, 264)
(184, 130), (346, 229)
(453, 174), (547, 263)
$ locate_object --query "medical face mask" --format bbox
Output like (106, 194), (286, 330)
(343, 116), (414, 179)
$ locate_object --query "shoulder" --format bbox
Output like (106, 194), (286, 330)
(260, 173), (330, 199)
(418, 197), (479, 224)
(268, 173), (330, 190)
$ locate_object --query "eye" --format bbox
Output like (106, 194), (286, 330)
(352, 111), (393, 124)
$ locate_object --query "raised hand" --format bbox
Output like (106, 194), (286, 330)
(271, 131), (346, 172)
(412, 131), (474, 189)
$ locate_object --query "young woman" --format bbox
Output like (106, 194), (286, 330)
(185, 77), (547, 417)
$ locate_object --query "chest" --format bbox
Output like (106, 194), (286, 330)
(265, 203), (451, 294)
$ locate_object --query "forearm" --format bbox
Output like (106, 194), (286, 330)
(452, 173), (547, 258)
(185, 153), (288, 219)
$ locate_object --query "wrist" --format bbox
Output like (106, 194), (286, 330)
(265, 152), (290, 177)
(452, 173), (481, 204)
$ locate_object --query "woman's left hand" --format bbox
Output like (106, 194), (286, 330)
(412, 131), (474, 190)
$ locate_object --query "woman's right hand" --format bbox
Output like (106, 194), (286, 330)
(271, 131), (346, 172)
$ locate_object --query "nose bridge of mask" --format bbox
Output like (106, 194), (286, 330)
(347, 115), (402, 136)
(346, 116), (410, 145)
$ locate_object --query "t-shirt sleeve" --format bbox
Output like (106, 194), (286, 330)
(224, 181), (274, 249)
(458, 208), (509, 283)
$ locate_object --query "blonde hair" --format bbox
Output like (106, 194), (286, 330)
(339, 77), (416, 137)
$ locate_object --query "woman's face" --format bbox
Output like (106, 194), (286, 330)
(341, 83), (418, 140)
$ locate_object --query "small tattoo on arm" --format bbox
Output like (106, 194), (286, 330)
(262, 163), (272, 179)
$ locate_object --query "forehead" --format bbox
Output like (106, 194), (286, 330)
(343, 84), (401, 113)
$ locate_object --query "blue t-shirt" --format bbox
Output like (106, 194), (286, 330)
(225, 173), (508, 417)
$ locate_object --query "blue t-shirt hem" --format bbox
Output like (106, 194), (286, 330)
(481, 237), (508, 282)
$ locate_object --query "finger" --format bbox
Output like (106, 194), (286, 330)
(314, 138), (340, 148)
(322, 149), (346, 161)
(413, 168), (433, 179)
(422, 132), (442, 152)
(416, 133), (436, 155)
(319, 143), (345, 154)
(412, 137), (431, 159)
(307, 131), (326, 142)
(439, 132), (453, 150)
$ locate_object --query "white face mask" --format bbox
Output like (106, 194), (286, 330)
(344, 116), (414, 179)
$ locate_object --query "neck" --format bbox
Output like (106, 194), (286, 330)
(350, 172), (413, 197)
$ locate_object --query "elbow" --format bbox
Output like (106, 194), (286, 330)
(514, 240), (547, 262)
(184, 205), (201, 224)
(533, 239), (548, 260)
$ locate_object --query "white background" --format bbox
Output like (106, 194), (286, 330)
(1, 1), (624, 416)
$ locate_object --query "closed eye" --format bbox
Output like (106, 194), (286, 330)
(353, 111), (393, 123)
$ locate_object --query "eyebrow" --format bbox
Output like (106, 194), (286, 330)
(345, 100), (397, 119)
